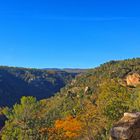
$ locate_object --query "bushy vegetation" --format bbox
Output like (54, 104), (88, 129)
(1, 58), (140, 139)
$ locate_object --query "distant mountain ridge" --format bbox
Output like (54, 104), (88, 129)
(43, 68), (87, 73)
(0, 66), (78, 106)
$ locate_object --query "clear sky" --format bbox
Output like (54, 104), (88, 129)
(0, 0), (140, 68)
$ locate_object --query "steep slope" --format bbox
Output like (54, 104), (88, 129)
(57, 58), (140, 100)
(40, 58), (140, 139)
(0, 66), (77, 106)
(1, 58), (140, 140)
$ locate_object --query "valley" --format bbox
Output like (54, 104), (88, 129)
(1, 58), (140, 139)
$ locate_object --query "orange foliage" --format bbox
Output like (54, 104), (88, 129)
(48, 115), (82, 140)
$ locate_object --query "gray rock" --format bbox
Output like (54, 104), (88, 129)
(110, 112), (140, 140)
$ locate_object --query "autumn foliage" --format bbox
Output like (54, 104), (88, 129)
(48, 115), (82, 140)
(2, 59), (140, 139)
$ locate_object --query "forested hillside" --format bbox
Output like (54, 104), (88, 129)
(1, 58), (140, 140)
(0, 66), (77, 106)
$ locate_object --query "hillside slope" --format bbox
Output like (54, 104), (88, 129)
(0, 66), (77, 106)
(1, 58), (140, 140)
(38, 58), (140, 139)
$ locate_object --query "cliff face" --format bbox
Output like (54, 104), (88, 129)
(110, 112), (140, 140)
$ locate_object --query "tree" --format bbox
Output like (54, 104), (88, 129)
(48, 115), (82, 140)
(130, 87), (140, 112)
(1, 96), (46, 140)
(97, 79), (131, 121)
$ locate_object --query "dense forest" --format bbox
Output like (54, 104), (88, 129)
(0, 66), (78, 106)
(1, 58), (140, 139)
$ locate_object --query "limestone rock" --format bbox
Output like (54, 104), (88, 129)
(110, 112), (140, 140)
(84, 86), (89, 94)
(126, 73), (140, 87)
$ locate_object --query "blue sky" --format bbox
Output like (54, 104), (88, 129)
(0, 0), (140, 68)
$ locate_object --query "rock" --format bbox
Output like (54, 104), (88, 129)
(84, 86), (89, 94)
(126, 73), (140, 87)
(124, 112), (140, 118)
(70, 79), (76, 86)
(110, 112), (140, 140)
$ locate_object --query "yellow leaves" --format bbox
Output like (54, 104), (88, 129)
(55, 115), (82, 137)
(48, 115), (82, 140)
(55, 120), (63, 129)
(55, 116), (82, 132)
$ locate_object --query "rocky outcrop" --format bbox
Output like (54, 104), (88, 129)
(126, 73), (140, 87)
(110, 112), (140, 140)
(84, 86), (90, 94)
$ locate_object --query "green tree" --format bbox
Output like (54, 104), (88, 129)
(97, 79), (132, 121)
(130, 87), (140, 112)
(1, 96), (47, 140)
